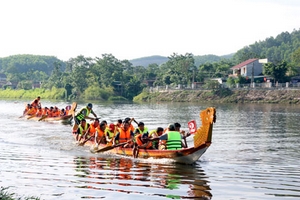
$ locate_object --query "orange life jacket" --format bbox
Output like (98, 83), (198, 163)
(95, 127), (105, 140)
(48, 109), (55, 117)
(27, 107), (37, 115)
(118, 128), (132, 143)
(36, 108), (43, 117)
(135, 134), (152, 148)
(89, 122), (99, 137)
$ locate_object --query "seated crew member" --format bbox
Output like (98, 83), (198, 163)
(41, 107), (49, 116)
(113, 121), (134, 148)
(35, 106), (43, 117)
(72, 103), (97, 132)
(123, 117), (135, 132)
(174, 122), (188, 147)
(80, 118), (99, 145)
(101, 120), (108, 127)
(23, 104), (31, 115)
(47, 107), (54, 117)
(95, 122), (107, 145)
(65, 105), (71, 115)
(51, 106), (59, 117)
(105, 123), (116, 146)
(115, 119), (122, 129)
(133, 122), (152, 158)
(60, 108), (66, 116)
(149, 127), (164, 149)
(159, 124), (186, 150)
(75, 119), (90, 142)
(27, 105), (37, 116)
(134, 122), (152, 149)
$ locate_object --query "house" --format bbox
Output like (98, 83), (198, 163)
(231, 59), (263, 78)
(32, 81), (42, 89)
(0, 73), (7, 88)
(0, 73), (7, 82)
(144, 79), (156, 87)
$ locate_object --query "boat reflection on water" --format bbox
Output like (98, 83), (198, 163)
(73, 156), (212, 199)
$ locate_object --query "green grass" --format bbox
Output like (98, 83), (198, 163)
(0, 187), (40, 200)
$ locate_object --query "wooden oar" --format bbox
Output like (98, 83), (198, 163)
(38, 115), (48, 121)
(131, 118), (139, 125)
(78, 127), (91, 146)
(91, 141), (128, 153)
(27, 115), (37, 120)
(66, 102), (77, 121)
(19, 107), (34, 118)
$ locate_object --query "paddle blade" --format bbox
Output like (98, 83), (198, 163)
(38, 115), (47, 121)
(91, 142), (127, 153)
(27, 115), (35, 120)
(94, 145), (114, 153)
(188, 120), (197, 134)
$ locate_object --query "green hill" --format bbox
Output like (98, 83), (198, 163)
(130, 54), (234, 67)
(129, 55), (168, 67)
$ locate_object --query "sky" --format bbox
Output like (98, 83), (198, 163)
(0, 0), (299, 61)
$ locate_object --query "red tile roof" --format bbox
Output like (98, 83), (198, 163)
(231, 58), (258, 69)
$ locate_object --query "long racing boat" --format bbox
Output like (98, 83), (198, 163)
(74, 107), (216, 164)
(23, 102), (77, 124)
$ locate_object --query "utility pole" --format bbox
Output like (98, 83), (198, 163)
(251, 62), (254, 85)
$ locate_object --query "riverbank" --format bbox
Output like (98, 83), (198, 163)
(134, 89), (300, 104)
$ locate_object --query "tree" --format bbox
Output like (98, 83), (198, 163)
(292, 47), (300, 66)
(263, 61), (288, 82)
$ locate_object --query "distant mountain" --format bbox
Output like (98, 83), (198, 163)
(130, 54), (234, 67)
(194, 54), (234, 67)
(129, 55), (168, 67)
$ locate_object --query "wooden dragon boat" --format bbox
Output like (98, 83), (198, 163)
(24, 102), (77, 124)
(75, 107), (216, 164)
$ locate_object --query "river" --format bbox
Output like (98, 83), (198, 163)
(1, 99), (300, 200)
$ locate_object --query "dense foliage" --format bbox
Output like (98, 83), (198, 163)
(233, 29), (300, 63)
(0, 29), (299, 100)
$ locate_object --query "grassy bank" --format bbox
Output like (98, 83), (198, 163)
(134, 89), (300, 104)
(0, 88), (66, 100)
(0, 88), (128, 102)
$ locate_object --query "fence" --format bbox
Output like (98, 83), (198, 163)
(149, 82), (300, 93)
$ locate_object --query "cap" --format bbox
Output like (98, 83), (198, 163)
(87, 103), (93, 108)
(109, 123), (115, 131)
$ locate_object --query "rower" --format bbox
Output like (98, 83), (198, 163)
(72, 103), (97, 132)
(113, 121), (134, 148)
(159, 124), (186, 150)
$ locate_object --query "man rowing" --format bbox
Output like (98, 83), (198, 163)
(113, 121), (134, 148)
(72, 103), (97, 132)
(158, 124), (187, 150)
(75, 119), (90, 142)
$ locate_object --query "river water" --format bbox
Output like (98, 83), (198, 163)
(0, 99), (299, 200)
